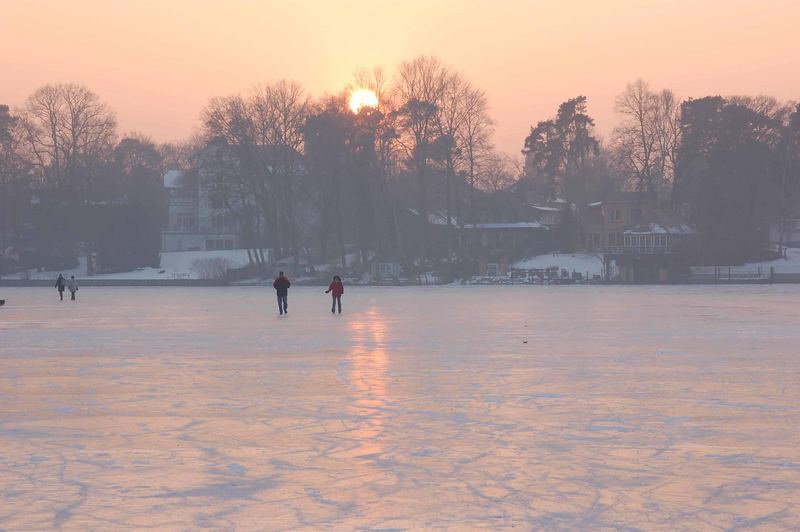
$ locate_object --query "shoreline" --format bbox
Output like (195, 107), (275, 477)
(2, 278), (797, 287)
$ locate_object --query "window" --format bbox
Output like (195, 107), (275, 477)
(644, 235), (652, 247)
(209, 185), (225, 209)
(609, 208), (621, 222)
(624, 235), (631, 247)
(212, 213), (226, 230)
(177, 213), (197, 231)
(206, 239), (234, 251)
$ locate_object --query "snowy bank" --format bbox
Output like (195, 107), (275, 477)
(743, 247), (800, 274)
(5, 250), (253, 281)
(512, 253), (604, 277)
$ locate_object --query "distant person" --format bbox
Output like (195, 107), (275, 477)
(55, 274), (66, 300)
(67, 276), (79, 301)
(325, 275), (344, 314)
(273, 271), (290, 315)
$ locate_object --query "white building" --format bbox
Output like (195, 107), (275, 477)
(161, 169), (242, 252)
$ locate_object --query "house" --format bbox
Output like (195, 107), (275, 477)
(611, 222), (700, 283)
(459, 191), (552, 275)
(526, 199), (567, 228)
(371, 261), (403, 283)
(581, 192), (655, 252)
(161, 169), (242, 252)
(162, 141), (303, 253)
(399, 192), (552, 276)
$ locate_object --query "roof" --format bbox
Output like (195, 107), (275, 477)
(625, 223), (698, 236)
(407, 209), (457, 226)
(462, 222), (545, 230)
(529, 205), (561, 213)
(163, 170), (195, 189)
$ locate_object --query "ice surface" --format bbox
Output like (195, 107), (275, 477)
(1, 286), (800, 529)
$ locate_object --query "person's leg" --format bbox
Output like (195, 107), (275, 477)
(331, 296), (336, 313)
(71, 291), (75, 301)
(277, 294), (283, 314)
(337, 296), (341, 313)
(283, 295), (288, 313)
(59, 290), (63, 300)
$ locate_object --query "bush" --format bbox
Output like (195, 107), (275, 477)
(190, 257), (231, 280)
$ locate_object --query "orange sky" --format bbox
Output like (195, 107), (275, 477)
(2, 0), (798, 154)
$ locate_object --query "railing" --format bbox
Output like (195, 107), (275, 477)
(689, 266), (770, 283)
(600, 246), (674, 255)
(163, 226), (199, 233)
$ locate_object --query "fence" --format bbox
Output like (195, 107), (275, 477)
(689, 266), (771, 283)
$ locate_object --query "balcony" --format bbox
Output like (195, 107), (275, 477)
(602, 245), (675, 255)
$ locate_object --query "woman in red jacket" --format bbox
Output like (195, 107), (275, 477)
(325, 275), (344, 314)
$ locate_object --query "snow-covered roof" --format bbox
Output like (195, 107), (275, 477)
(462, 222), (545, 230)
(530, 205), (561, 212)
(625, 223), (698, 235)
(163, 170), (194, 189)
(408, 209), (457, 226)
(588, 201), (603, 207)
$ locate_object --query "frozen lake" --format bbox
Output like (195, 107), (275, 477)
(1, 285), (799, 529)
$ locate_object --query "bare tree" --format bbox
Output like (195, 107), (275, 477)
(201, 80), (310, 265)
(0, 105), (30, 276)
(611, 80), (681, 195)
(654, 89), (681, 189)
(353, 66), (403, 257)
(252, 81), (310, 265)
(476, 151), (520, 193)
(458, 84), (494, 224)
(434, 71), (468, 252)
(392, 55), (449, 258)
(18, 83), (117, 200)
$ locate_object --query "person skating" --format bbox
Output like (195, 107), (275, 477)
(325, 275), (344, 314)
(67, 276), (79, 301)
(55, 274), (66, 300)
(273, 271), (290, 315)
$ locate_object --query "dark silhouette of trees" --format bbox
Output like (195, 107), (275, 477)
(522, 96), (600, 205)
(674, 96), (786, 263)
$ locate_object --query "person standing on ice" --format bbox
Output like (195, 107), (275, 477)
(67, 276), (79, 301)
(55, 274), (66, 300)
(273, 271), (290, 315)
(325, 275), (344, 314)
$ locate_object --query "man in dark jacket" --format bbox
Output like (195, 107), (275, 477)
(273, 271), (291, 315)
(55, 274), (66, 301)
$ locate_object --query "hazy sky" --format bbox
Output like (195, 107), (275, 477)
(2, 0), (798, 154)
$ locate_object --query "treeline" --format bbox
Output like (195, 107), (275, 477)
(521, 81), (800, 262)
(197, 58), (499, 268)
(0, 85), (191, 273)
(1, 59), (799, 275)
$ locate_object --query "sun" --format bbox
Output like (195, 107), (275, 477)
(349, 88), (379, 114)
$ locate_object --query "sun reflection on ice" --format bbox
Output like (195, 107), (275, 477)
(347, 308), (390, 458)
